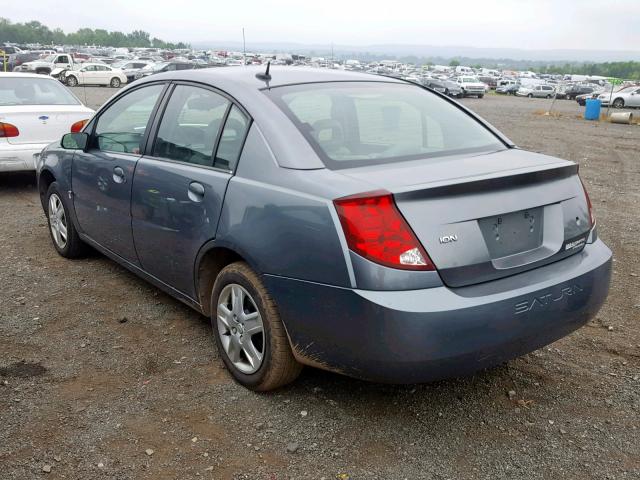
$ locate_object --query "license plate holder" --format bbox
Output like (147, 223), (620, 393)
(479, 207), (544, 259)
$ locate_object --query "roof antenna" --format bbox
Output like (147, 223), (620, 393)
(255, 61), (271, 82)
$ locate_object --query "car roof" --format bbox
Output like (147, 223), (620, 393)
(0, 72), (59, 80)
(136, 66), (404, 94)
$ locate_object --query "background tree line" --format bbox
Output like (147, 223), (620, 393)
(534, 62), (640, 80)
(0, 18), (189, 50)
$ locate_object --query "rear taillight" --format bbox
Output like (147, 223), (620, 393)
(580, 177), (596, 227)
(334, 190), (435, 271)
(0, 122), (19, 138)
(71, 119), (89, 133)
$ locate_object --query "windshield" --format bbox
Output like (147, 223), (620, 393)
(0, 77), (80, 106)
(267, 82), (505, 169)
(152, 62), (169, 71)
(42, 55), (56, 62)
(462, 77), (478, 83)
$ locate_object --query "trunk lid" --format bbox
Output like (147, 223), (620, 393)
(337, 149), (592, 287)
(0, 105), (94, 145)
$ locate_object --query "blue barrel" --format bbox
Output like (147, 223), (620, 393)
(584, 98), (602, 120)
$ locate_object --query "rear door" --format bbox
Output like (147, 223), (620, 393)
(72, 83), (167, 265)
(131, 83), (251, 296)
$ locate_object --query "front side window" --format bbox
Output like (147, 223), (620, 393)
(153, 85), (229, 166)
(267, 82), (504, 169)
(94, 84), (164, 154)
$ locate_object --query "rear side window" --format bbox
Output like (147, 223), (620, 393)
(267, 82), (504, 169)
(214, 105), (250, 171)
(153, 85), (229, 166)
(94, 84), (164, 154)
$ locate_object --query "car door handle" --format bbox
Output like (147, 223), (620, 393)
(113, 166), (126, 184)
(188, 182), (205, 202)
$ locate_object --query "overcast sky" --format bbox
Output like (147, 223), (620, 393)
(6, 0), (640, 51)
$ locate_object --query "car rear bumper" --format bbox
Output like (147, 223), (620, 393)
(264, 239), (612, 383)
(0, 143), (46, 171)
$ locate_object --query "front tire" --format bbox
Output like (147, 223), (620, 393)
(66, 75), (78, 87)
(612, 98), (625, 108)
(527, 93), (533, 98)
(110, 77), (121, 88)
(211, 262), (302, 391)
(46, 182), (86, 258)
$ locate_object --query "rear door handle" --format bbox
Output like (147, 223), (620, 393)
(188, 181), (205, 202)
(113, 166), (126, 184)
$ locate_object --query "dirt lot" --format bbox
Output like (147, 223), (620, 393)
(1, 89), (639, 480)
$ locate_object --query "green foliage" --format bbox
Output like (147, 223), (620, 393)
(449, 59), (460, 67)
(0, 17), (189, 50)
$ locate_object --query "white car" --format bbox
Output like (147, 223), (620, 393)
(598, 86), (640, 108)
(64, 63), (127, 88)
(0, 73), (94, 172)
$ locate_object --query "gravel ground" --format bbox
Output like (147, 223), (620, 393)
(1, 88), (639, 480)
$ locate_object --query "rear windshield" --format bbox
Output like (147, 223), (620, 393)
(266, 82), (504, 169)
(0, 77), (80, 106)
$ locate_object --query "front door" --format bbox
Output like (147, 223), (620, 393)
(94, 65), (111, 85)
(131, 84), (251, 296)
(629, 88), (640, 107)
(72, 83), (166, 265)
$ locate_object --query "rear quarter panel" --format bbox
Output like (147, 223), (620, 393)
(213, 125), (355, 288)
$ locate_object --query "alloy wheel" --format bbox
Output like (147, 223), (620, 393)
(48, 193), (68, 249)
(216, 284), (265, 374)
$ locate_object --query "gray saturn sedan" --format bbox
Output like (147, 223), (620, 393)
(36, 67), (612, 391)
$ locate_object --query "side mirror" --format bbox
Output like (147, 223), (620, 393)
(61, 132), (89, 150)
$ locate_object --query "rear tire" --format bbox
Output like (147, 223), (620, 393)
(211, 262), (302, 391)
(478, 94), (484, 98)
(45, 182), (86, 258)
(110, 77), (121, 88)
(66, 75), (78, 87)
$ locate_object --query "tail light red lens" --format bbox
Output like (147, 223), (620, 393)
(0, 122), (19, 138)
(579, 177), (596, 227)
(70, 119), (89, 133)
(334, 190), (435, 271)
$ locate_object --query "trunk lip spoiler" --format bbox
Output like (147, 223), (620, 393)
(393, 162), (578, 200)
